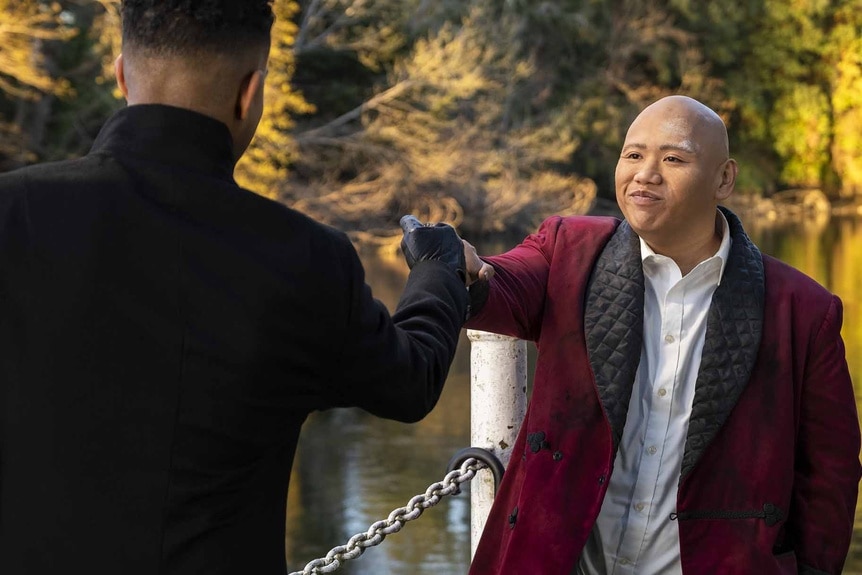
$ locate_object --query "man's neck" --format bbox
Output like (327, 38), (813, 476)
(644, 214), (724, 276)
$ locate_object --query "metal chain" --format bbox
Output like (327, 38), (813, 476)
(288, 457), (488, 575)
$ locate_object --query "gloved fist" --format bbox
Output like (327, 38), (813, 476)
(400, 215), (467, 283)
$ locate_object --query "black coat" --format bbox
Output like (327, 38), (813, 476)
(0, 104), (468, 574)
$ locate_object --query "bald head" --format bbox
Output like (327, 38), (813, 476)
(630, 95), (730, 163)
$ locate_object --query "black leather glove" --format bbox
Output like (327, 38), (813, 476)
(400, 215), (467, 283)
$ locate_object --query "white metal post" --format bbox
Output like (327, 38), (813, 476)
(467, 329), (527, 558)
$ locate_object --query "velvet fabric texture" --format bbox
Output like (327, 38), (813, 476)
(466, 211), (859, 574)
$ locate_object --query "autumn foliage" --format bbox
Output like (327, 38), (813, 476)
(1, 0), (861, 240)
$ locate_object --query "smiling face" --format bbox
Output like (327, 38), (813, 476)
(615, 96), (737, 256)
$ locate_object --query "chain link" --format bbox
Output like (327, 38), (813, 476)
(288, 457), (488, 575)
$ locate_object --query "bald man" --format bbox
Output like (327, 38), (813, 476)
(420, 95), (859, 574)
(0, 2), (470, 574)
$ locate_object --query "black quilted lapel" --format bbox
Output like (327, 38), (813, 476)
(584, 221), (644, 452)
(680, 207), (765, 480)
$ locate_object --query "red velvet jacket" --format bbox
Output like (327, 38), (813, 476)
(466, 210), (860, 574)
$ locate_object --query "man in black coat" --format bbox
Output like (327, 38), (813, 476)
(0, 2), (470, 573)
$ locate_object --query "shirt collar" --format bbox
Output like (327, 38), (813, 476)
(639, 209), (732, 284)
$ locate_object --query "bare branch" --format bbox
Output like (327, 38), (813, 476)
(296, 80), (415, 139)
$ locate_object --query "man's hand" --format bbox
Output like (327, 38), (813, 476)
(400, 215), (467, 283)
(463, 239), (495, 286)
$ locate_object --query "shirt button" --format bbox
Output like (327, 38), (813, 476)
(664, 334), (675, 343)
(658, 388), (667, 397)
(619, 558), (631, 566)
(647, 445), (657, 455)
(634, 503), (645, 512)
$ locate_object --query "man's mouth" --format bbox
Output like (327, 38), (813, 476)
(628, 188), (661, 203)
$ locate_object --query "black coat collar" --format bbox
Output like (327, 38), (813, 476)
(90, 104), (236, 183)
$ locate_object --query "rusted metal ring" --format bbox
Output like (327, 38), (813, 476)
(446, 447), (505, 492)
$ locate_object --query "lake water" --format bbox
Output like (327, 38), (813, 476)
(286, 213), (862, 574)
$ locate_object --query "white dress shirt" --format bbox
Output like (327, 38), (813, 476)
(577, 212), (731, 574)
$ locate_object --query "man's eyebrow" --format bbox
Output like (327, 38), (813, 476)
(660, 141), (697, 154)
(621, 141), (698, 154)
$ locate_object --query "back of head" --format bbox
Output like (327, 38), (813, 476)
(121, 0), (274, 57)
(119, 1), (275, 159)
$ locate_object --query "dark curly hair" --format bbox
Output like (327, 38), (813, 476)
(121, 0), (274, 57)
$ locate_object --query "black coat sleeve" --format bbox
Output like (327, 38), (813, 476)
(321, 234), (468, 422)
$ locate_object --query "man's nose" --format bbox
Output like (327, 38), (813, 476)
(633, 163), (662, 185)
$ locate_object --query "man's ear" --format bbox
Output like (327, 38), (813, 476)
(236, 69), (265, 120)
(716, 158), (738, 201)
(115, 53), (129, 99)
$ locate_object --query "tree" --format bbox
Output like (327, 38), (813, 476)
(290, 2), (598, 238)
(0, 0), (74, 168)
(827, 0), (862, 197)
(90, 0), (121, 93)
(235, 0), (315, 198)
(705, 0), (862, 198)
(0, 0), (73, 99)
(5, 0), (862, 219)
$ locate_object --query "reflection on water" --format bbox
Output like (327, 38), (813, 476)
(755, 217), (862, 575)
(286, 256), (475, 574)
(286, 215), (862, 575)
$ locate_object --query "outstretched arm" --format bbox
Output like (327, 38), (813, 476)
(318, 217), (469, 422)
